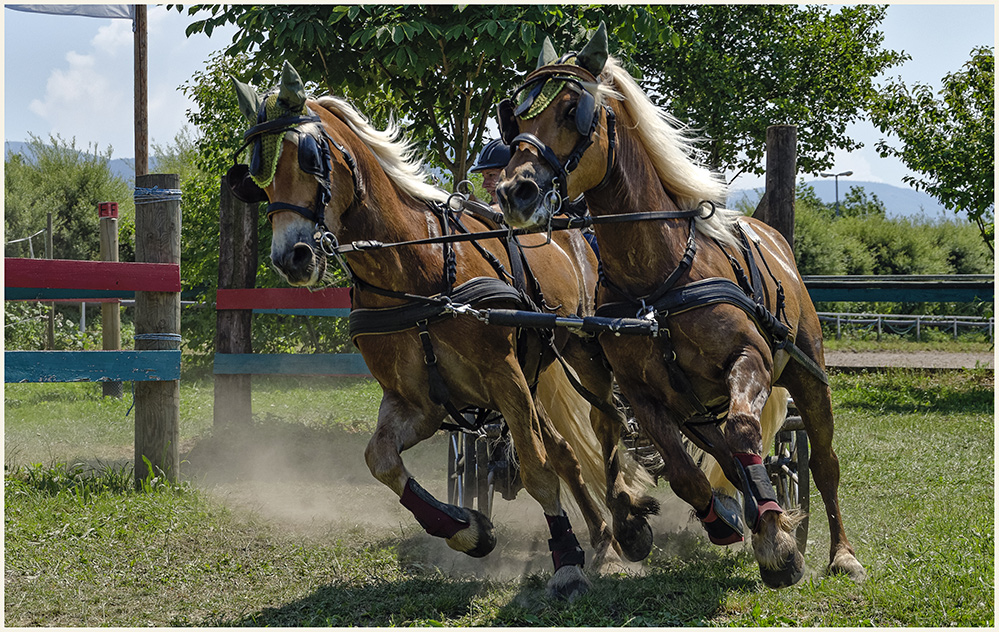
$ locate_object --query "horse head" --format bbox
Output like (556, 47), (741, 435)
(495, 23), (615, 229)
(228, 61), (362, 286)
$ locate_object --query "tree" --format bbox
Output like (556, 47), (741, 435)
(634, 5), (907, 183)
(176, 5), (675, 186)
(4, 134), (134, 262)
(869, 46), (994, 252)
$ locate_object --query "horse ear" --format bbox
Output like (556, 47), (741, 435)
(536, 36), (558, 70)
(576, 22), (608, 77)
(277, 60), (307, 112)
(231, 77), (263, 123)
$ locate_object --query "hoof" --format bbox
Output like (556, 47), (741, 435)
(614, 495), (659, 562)
(445, 508), (496, 558)
(546, 564), (590, 601)
(829, 548), (867, 583)
(616, 515), (654, 562)
(759, 549), (804, 589)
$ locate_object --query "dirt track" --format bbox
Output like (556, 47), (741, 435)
(824, 350), (993, 370)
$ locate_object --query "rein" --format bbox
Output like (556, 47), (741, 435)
(331, 205), (712, 255)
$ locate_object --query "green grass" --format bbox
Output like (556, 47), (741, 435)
(4, 368), (994, 626)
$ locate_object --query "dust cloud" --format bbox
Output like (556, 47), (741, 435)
(182, 412), (733, 581)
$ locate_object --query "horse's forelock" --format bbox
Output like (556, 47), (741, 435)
(314, 96), (447, 204)
(599, 58), (739, 247)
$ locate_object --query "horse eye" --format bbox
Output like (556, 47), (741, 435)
(565, 105), (577, 121)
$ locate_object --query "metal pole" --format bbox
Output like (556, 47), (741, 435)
(834, 175), (841, 218)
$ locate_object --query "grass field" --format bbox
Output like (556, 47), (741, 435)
(4, 367), (994, 626)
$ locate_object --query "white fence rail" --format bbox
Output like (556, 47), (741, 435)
(817, 312), (994, 341)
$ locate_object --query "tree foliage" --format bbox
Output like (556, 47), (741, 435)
(4, 135), (134, 262)
(176, 4), (675, 185)
(869, 46), (994, 252)
(635, 5), (907, 182)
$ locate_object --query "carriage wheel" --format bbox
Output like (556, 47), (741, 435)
(446, 430), (463, 507)
(461, 432), (477, 509)
(767, 415), (810, 555)
(446, 423), (497, 520)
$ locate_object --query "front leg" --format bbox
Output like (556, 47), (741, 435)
(562, 336), (659, 562)
(364, 391), (496, 557)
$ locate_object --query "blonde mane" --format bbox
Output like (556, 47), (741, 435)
(596, 57), (741, 246)
(314, 96), (448, 204)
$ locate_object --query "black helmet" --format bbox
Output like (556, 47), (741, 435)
(470, 139), (511, 172)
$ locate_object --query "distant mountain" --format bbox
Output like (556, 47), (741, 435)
(729, 179), (963, 221)
(4, 140), (152, 182)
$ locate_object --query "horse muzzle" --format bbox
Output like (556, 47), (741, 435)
(496, 171), (556, 230)
(271, 239), (326, 287)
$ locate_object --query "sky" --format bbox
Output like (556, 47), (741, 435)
(2, 3), (996, 192)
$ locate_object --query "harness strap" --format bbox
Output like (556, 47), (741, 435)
(332, 208), (704, 255)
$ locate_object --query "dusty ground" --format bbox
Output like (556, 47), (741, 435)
(825, 349), (993, 370)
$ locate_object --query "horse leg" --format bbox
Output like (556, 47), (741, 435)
(561, 338), (659, 562)
(719, 350), (804, 588)
(780, 352), (867, 583)
(491, 367), (591, 600)
(534, 392), (624, 574)
(364, 391), (496, 557)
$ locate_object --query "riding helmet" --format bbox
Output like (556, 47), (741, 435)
(470, 139), (512, 172)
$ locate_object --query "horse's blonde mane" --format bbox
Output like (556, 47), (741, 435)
(596, 57), (741, 246)
(313, 95), (448, 204)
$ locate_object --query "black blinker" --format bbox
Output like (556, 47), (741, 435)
(297, 134), (323, 177)
(576, 89), (596, 136)
(225, 163), (268, 203)
(497, 99), (519, 145)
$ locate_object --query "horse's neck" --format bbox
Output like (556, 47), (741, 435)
(585, 131), (694, 295)
(340, 180), (448, 302)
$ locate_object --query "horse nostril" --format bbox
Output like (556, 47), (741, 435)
(498, 177), (540, 212)
(291, 243), (314, 270)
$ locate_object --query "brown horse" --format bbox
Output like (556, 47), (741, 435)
(495, 25), (866, 588)
(226, 62), (657, 599)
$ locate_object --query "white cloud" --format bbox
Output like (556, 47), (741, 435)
(28, 49), (128, 152)
(91, 19), (133, 56)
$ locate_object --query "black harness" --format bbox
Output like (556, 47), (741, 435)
(228, 99), (564, 432)
(498, 66), (617, 202)
(498, 63), (829, 430)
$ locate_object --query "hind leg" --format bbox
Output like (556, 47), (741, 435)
(365, 391), (496, 557)
(780, 359), (866, 583)
(562, 337), (659, 562)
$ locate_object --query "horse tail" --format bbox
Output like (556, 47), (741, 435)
(700, 386), (790, 496)
(535, 362), (655, 512)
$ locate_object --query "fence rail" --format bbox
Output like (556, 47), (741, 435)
(803, 275), (993, 303)
(818, 312), (994, 341)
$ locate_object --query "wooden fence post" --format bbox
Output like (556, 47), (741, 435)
(134, 174), (181, 487)
(756, 125), (797, 251)
(99, 203), (123, 398)
(214, 179), (258, 428)
(45, 212), (55, 350)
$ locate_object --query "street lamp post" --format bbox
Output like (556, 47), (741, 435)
(819, 170), (853, 217)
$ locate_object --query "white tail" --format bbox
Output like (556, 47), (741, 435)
(535, 362), (654, 513)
